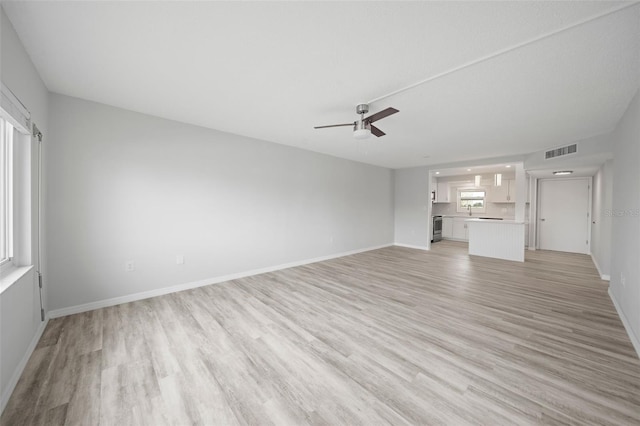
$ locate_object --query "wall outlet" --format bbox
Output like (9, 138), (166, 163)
(176, 255), (185, 265)
(621, 272), (626, 287)
(125, 260), (135, 272)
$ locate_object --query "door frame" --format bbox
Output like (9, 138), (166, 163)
(535, 177), (592, 252)
(528, 176), (537, 250)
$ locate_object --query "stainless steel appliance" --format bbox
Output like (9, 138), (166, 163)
(432, 216), (442, 243)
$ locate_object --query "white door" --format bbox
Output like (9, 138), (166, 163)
(538, 178), (590, 254)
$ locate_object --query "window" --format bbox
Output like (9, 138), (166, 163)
(457, 189), (486, 213)
(0, 117), (13, 266)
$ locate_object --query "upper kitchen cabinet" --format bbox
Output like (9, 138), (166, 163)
(489, 179), (516, 203)
(435, 181), (450, 203)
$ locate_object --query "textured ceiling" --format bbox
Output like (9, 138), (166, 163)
(3, 1), (639, 169)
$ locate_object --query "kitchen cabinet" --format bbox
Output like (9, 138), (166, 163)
(442, 217), (453, 239)
(490, 184), (508, 202)
(467, 220), (525, 262)
(452, 218), (469, 241)
(490, 179), (516, 203)
(436, 182), (450, 203)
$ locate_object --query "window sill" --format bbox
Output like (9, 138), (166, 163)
(0, 265), (34, 294)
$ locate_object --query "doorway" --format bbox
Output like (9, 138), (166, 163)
(538, 178), (591, 254)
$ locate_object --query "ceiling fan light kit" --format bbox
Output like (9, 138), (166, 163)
(353, 120), (372, 139)
(314, 103), (399, 139)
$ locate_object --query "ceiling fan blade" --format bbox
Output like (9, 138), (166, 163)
(365, 107), (399, 124)
(314, 123), (354, 129)
(370, 125), (385, 137)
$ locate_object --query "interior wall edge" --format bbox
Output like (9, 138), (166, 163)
(0, 316), (49, 415)
(608, 287), (640, 359)
(47, 243), (393, 319)
(590, 253), (611, 281)
(393, 166), (430, 247)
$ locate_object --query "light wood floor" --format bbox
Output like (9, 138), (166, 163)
(2, 241), (639, 425)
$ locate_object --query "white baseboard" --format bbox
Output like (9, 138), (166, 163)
(608, 287), (640, 359)
(393, 243), (430, 251)
(48, 243), (393, 319)
(442, 238), (469, 243)
(591, 253), (611, 281)
(1, 316), (49, 414)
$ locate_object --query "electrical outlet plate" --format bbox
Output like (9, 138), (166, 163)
(125, 260), (135, 272)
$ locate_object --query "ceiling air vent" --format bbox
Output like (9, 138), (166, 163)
(545, 144), (577, 159)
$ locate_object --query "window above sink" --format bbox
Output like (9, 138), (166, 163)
(457, 188), (487, 213)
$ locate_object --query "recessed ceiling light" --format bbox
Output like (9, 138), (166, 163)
(435, 172), (440, 175)
(553, 170), (573, 175)
(505, 165), (512, 168)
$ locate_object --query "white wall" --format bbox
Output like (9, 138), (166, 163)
(524, 132), (614, 171)
(46, 94), (394, 312)
(609, 90), (640, 355)
(393, 166), (430, 248)
(0, 6), (49, 411)
(591, 159), (613, 279)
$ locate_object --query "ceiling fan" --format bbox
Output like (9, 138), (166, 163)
(314, 104), (399, 139)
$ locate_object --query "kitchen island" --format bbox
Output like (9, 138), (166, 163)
(466, 218), (526, 262)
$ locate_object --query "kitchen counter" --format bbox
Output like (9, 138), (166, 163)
(465, 218), (525, 224)
(466, 219), (526, 262)
(439, 214), (516, 220)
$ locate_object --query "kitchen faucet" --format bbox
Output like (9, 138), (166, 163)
(468, 205), (472, 216)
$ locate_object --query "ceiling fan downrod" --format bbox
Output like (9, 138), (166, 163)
(353, 104), (371, 139)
